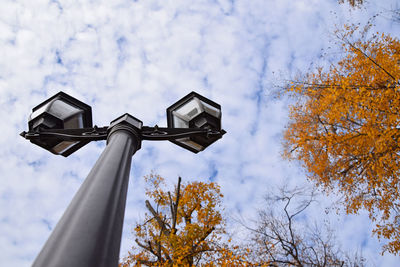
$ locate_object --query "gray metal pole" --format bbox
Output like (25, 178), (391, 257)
(32, 121), (141, 267)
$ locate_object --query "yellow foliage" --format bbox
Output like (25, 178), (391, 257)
(338, 0), (364, 7)
(120, 174), (249, 266)
(284, 26), (400, 254)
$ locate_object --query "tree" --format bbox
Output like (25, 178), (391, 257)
(283, 25), (400, 254)
(245, 186), (365, 266)
(120, 175), (243, 266)
(338, 0), (364, 7)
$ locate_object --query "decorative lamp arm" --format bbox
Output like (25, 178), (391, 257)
(20, 125), (226, 142)
(141, 125), (226, 141)
(20, 126), (109, 142)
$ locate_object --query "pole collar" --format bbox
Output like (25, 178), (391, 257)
(107, 113), (143, 151)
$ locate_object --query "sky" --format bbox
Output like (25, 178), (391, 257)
(0, 0), (399, 266)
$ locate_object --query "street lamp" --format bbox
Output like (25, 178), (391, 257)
(166, 91), (224, 153)
(25, 92), (93, 156)
(21, 91), (226, 267)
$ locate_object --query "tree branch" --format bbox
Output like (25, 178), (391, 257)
(346, 39), (397, 82)
(172, 177), (181, 232)
(145, 200), (171, 236)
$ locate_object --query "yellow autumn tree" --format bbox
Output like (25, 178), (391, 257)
(338, 0), (364, 7)
(284, 25), (400, 254)
(120, 175), (246, 266)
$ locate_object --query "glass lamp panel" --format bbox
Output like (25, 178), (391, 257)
(200, 101), (221, 118)
(52, 141), (80, 154)
(172, 115), (189, 128)
(29, 99), (84, 124)
(176, 138), (204, 152)
(174, 97), (203, 120)
(64, 113), (84, 129)
(29, 102), (51, 121)
(192, 116), (208, 128)
(48, 100), (83, 120)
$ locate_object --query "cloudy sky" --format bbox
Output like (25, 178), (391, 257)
(1, 0), (400, 266)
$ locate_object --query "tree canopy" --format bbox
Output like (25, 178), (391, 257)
(338, 0), (364, 7)
(120, 175), (243, 266)
(283, 25), (400, 254)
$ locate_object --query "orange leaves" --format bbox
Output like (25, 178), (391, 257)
(338, 0), (364, 7)
(284, 26), (400, 254)
(121, 175), (242, 266)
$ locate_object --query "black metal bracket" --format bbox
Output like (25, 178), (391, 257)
(20, 126), (109, 142)
(20, 125), (226, 142)
(141, 125), (226, 140)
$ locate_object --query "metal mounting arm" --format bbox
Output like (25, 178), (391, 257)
(20, 125), (226, 142)
(20, 126), (109, 142)
(141, 125), (226, 140)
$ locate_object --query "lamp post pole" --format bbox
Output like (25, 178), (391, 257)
(32, 117), (141, 267)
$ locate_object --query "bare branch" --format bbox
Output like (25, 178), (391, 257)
(246, 185), (365, 266)
(145, 200), (170, 236)
(172, 177), (181, 232)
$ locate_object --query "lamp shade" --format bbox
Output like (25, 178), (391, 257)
(27, 92), (93, 156)
(166, 91), (224, 153)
